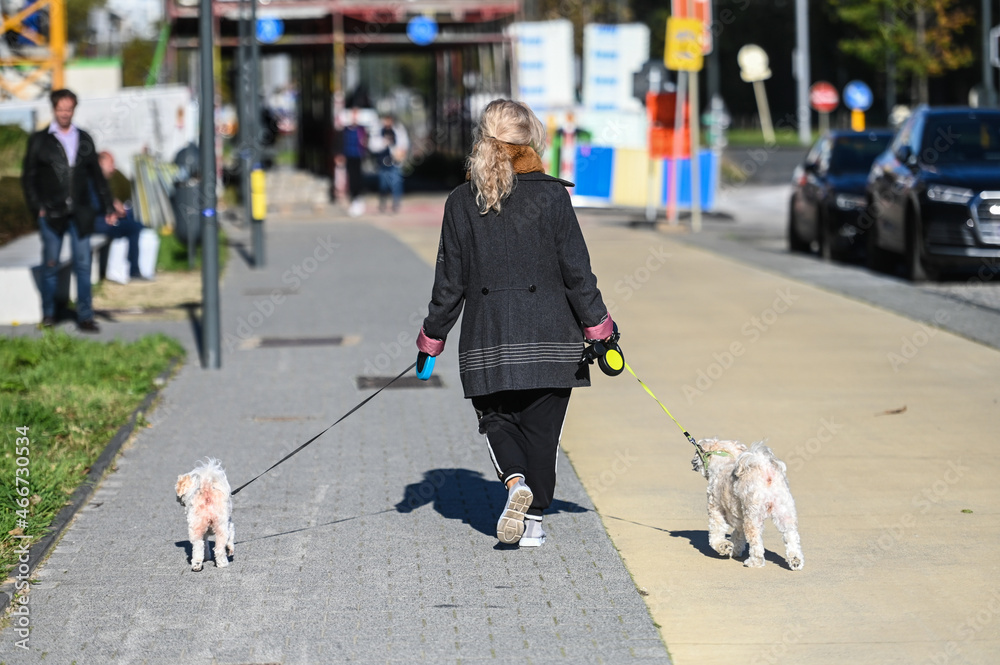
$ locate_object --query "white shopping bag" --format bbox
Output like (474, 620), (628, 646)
(138, 228), (159, 279)
(105, 237), (130, 284)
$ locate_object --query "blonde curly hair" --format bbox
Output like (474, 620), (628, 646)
(467, 99), (546, 215)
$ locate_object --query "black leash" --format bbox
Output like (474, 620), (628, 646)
(231, 361), (417, 496)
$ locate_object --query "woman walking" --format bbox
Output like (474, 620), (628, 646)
(415, 99), (615, 547)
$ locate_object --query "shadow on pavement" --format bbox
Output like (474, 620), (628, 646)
(395, 468), (588, 537)
(604, 515), (793, 569)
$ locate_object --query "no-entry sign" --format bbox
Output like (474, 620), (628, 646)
(809, 81), (839, 113)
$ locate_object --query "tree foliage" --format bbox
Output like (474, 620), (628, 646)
(832, 0), (973, 102)
(65, 0), (107, 44)
(121, 38), (156, 87)
(535, 0), (634, 55)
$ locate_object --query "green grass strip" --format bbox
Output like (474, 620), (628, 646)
(0, 332), (185, 579)
(156, 226), (228, 273)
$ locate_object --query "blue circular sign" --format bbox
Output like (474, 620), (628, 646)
(407, 16), (438, 46)
(844, 80), (873, 112)
(256, 17), (284, 44)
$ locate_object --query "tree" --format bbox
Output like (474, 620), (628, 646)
(833, 0), (973, 104)
(121, 38), (156, 88)
(65, 0), (107, 45)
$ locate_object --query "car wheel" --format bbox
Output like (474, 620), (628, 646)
(788, 199), (810, 253)
(904, 209), (938, 282)
(865, 204), (893, 273)
(819, 209), (835, 262)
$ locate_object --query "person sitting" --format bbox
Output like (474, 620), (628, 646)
(91, 151), (147, 280)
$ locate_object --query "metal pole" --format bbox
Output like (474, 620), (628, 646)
(238, 0), (252, 240)
(644, 67), (661, 224)
(795, 0), (811, 145)
(199, 0), (220, 368)
(250, 0), (265, 267)
(689, 68), (701, 232)
(753, 80), (776, 144)
(667, 71), (686, 225)
(984, 0), (997, 107)
(687, 0), (701, 233)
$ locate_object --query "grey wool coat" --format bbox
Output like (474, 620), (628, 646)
(422, 172), (609, 398)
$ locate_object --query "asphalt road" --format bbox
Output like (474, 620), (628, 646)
(672, 184), (1000, 351)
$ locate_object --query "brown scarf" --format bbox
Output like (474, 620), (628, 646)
(502, 142), (544, 174)
(466, 140), (545, 179)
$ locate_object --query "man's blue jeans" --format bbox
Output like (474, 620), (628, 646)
(38, 216), (93, 321)
(95, 210), (143, 277)
(377, 164), (403, 211)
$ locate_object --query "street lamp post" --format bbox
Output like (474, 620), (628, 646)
(795, 0), (811, 145)
(199, 0), (221, 368)
(984, 0), (997, 107)
(250, 0), (265, 268)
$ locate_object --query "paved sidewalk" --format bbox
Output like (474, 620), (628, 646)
(373, 193), (1000, 665)
(0, 208), (671, 663)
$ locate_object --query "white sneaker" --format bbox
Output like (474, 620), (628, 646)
(519, 519), (546, 547)
(496, 480), (533, 544)
(348, 199), (365, 217)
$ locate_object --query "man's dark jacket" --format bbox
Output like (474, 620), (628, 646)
(422, 172), (609, 398)
(21, 127), (112, 236)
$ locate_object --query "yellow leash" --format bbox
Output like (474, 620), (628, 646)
(622, 361), (729, 475)
(623, 361), (699, 448)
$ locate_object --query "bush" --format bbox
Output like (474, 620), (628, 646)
(0, 125), (33, 246)
(0, 124), (28, 173)
(0, 176), (34, 247)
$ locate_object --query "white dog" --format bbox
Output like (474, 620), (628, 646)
(175, 458), (235, 572)
(692, 439), (804, 570)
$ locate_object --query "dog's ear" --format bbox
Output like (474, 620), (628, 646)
(176, 474), (194, 498)
(775, 458), (787, 474)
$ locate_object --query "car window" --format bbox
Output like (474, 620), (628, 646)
(920, 114), (1000, 165)
(891, 115), (914, 156)
(804, 139), (824, 168)
(828, 134), (893, 174)
(818, 139), (833, 173)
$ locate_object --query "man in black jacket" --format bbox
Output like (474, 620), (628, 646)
(22, 88), (114, 331)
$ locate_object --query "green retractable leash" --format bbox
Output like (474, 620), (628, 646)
(583, 327), (729, 477)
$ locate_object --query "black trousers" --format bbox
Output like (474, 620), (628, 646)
(472, 388), (571, 518)
(345, 157), (363, 200)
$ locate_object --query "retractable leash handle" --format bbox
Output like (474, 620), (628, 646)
(583, 321), (625, 376)
(415, 352), (435, 380)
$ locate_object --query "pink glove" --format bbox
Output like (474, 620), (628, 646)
(583, 312), (614, 342)
(416, 328), (445, 356)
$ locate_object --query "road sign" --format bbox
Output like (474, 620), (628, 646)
(407, 15), (438, 46)
(844, 80), (873, 111)
(665, 17), (704, 72)
(256, 17), (284, 44)
(671, 0), (713, 55)
(737, 44), (771, 82)
(633, 59), (673, 102)
(809, 81), (839, 113)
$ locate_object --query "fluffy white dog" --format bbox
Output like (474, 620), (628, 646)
(175, 458), (235, 572)
(692, 439), (804, 570)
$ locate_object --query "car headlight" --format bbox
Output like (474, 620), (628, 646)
(926, 184), (975, 205)
(834, 194), (866, 211)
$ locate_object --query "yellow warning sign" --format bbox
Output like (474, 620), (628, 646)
(665, 17), (704, 72)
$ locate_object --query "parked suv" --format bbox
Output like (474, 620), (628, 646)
(865, 106), (1000, 280)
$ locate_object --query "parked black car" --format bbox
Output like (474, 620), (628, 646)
(788, 130), (894, 260)
(866, 106), (1000, 280)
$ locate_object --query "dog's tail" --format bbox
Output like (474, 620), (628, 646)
(192, 458), (231, 493)
(736, 441), (786, 477)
